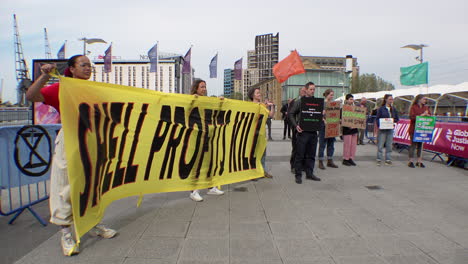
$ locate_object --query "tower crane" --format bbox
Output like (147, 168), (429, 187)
(13, 14), (32, 106)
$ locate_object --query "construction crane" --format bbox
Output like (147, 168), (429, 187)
(44, 28), (52, 59)
(13, 14), (32, 106)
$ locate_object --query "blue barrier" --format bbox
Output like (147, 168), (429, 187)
(0, 124), (61, 225)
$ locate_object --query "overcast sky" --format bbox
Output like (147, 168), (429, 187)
(1, 0), (467, 102)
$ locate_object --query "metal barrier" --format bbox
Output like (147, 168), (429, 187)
(0, 107), (33, 126)
(365, 116), (377, 144)
(0, 124), (61, 225)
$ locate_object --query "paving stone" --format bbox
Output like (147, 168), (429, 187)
(230, 222), (272, 239)
(319, 236), (373, 257)
(306, 218), (357, 239)
(186, 221), (229, 238)
(127, 237), (183, 260)
(383, 254), (439, 264)
(334, 255), (388, 264)
(230, 238), (280, 261)
(269, 222), (315, 239)
(275, 238), (327, 259)
(178, 238), (228, 261)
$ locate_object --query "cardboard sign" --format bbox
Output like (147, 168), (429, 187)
(299, 97), (324, 132)
(342, 105), (366, 129)
(379, 118), (394, 129)
(413, 116), (436, 142)
(325, 101), (341, 138)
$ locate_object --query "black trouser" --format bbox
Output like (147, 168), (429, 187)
(290, 129), (297, 169)
(294, 131), (318, 178)
(283, 119), (291, 138)
(266, 118), (272, 139)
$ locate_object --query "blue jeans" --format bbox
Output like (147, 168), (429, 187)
(377, 129), (393, 161)
(318, 126), (336, 161)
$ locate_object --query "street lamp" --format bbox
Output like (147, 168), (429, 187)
(401, 44), (428, 64)
(79, 38), (107, 55)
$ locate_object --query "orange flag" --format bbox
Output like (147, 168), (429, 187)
(273, 50), (306, 83)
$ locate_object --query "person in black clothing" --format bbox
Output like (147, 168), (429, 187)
(288, 82), (321, 184)
(289, 87), (306, 173)
(342, 94), (358, 166)
(280, 99), (292, 140)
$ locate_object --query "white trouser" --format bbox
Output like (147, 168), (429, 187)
(49, 129), (73, 226)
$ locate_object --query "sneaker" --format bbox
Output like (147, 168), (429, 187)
(377, 160), (382, 166)
(342, 160), (352, 166)
(61, 231), (79, 256)
(190, 190), (204, 202)
(385, 160), (392, 165)
(416, 162), (426, 168)
(349, 159), (357, 166)
(295, 177), (302, 184)
(207, 187), (224, 195)
(408, 162), (415, 168)
(264, 172), (273, 178)
(89, 224), (117, 239)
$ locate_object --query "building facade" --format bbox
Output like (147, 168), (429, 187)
(92, 53), (192, 94)
(255, 33), (279, 82)
(282, 55), (359, 100)
(250, 78), (282, 120)
(223, 69), (234, 97)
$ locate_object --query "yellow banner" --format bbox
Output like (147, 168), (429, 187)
(58, 77), (268, 241)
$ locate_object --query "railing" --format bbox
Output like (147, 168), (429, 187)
(0, 108), (32, 126)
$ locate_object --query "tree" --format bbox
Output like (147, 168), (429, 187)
(352, 73), (395, 93)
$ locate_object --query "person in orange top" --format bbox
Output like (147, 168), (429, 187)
(408, 95), (431, 168)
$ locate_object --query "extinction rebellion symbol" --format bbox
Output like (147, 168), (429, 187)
(14, 125), (52, 177)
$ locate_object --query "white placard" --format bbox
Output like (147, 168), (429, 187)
(379, 118), (394, 129)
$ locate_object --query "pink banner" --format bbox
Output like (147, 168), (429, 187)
(393, 119), (468, 159)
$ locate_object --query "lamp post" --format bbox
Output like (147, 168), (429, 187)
(401, 44), (428, 64)
(79, 38), (107, 55)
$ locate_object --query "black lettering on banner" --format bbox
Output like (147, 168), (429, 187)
(144, 105), (171, 181)
(159, 107), (186, 179)
(241, 113), (255, 170)
(249, 114), (264, 169)
(207, 110), (219, 177)
(112, 103), (133, 188)
(92, 104), (104, 207)
(236, 112), (248, 172)
(78, 103), (92, 217)
(229, 112), (242, 173)
(102, 103), (124, 194)
(213, 111), (226, 176)
(195, 109), (212, 178)
(124, 104), (148, 184)
(218, 110), (231, 176)
(179, 107), (203, 180)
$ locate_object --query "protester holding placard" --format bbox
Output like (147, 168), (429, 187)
(189, 80), (226, 202)
(288, 82), (322, 183)
(248, 86), (274, 179)
(318, 89), (339, 170)
(376, 94), (399, 166)
(342, 94), (359, 166)
(408, 95), (431, 168)
(289, 87), (307, 173)
(26, 55), (117, 256)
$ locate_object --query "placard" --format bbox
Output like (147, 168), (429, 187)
(325, 101), (341, 138)
(414, 116), (436, 142)
(342, 105), (367, 129)
(379, 118), (394, 130)
(299, 97), (324, 132)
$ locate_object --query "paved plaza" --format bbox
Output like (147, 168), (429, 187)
(2, 120), (468, 264)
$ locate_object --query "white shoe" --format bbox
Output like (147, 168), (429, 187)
(61, 231), (79, 256)
(207, 187), (224, 195)
(190, 190), (203, 202)
(89, 224), (117, 239)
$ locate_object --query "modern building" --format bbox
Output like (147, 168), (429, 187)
(223, 69), (234, 97)
(254, 33), (279, 82)
(243, 68), (260, 98)
(92, 52), (193, 94)
(282, 55), (359, 100)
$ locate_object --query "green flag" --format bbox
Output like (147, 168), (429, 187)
(400, 62), (428, 86)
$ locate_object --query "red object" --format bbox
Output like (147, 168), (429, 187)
(40, 82), (60, 114)
(393, 119), (468, 159)
(273, 50), (305, 83)
(408, 104), (431, 139)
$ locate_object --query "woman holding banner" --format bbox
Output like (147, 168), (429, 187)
(342, 94), (359, 166)
(26, 55), (117, 256)
(408, 95), (431, 168)
(376, 94), (399, 166)
(248, 86), (274, 180)
(189, 79), (225, 202)
(318, 89), (339, 169)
